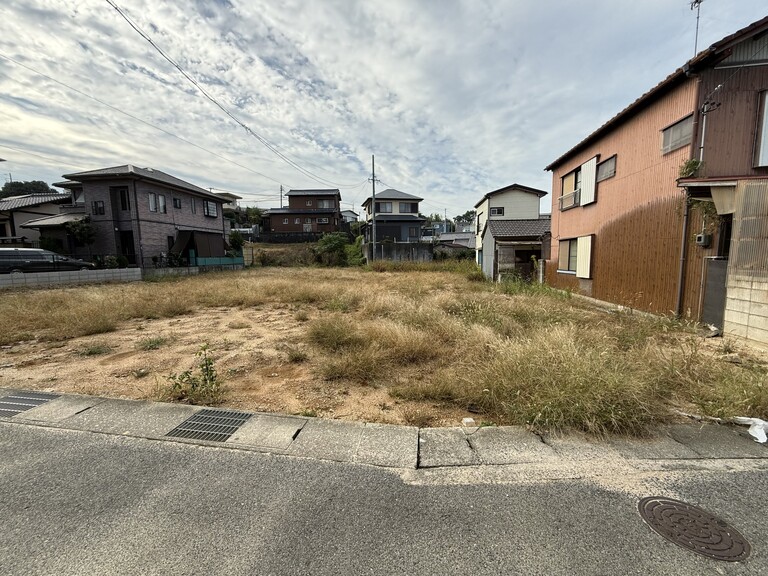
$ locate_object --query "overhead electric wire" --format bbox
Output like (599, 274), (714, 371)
(0, 51), (290, 189)
(0, 143), (87, 170)
(104, 0), (367, 189)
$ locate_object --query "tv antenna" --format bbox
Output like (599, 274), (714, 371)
(691, 0), (704, 55)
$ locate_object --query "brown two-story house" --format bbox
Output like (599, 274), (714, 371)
(545, 16), (768, 346)
(262, 189), (342, 237)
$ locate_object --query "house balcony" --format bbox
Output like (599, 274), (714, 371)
(559, 188), (581, 211)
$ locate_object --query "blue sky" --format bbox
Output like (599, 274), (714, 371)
(0, 1), (766, 217)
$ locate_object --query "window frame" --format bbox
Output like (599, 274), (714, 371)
(557, 239), (578, 274)
(294, 217), (301, 225)
(114, 187), (130, 211)
(661, 114), (694, 155)
(376, 201), (393, 213)
(317, 199), (333, 209)
(399, 202), (417, 214)
(149, 193), (157, 213)
(596, 155), (616, 182)
(755, 91), (768, 167)
(305, 199), (313, 207)
(173, 197), (182, 209)
(282, 218), (289, 225)
(91, 200), (105, 215)
(317, 217), (329, 224)
(490, 207), (505, 216)
(203, 201), (218, 218)
(191, 198), (196, 214)
(158, 195), (167, 214)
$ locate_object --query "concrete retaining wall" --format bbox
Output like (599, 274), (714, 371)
(0, 268), (143, 289)
(723, 274), (768, 347)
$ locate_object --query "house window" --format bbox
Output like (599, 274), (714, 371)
(173, 197), (182, 209)
(317, 199), (333, 209)
(558, 236), (593, 278)
(560, 168), (582, 210)
(203, 201), (218, 217)
(294, 218), (301, 224)
(317, 217), (329, 224)
(282, 218), (289, 224)
(376, 202), (392, 213)
(558, 239), (578, 273)
(167, 236), (175, 251)
(158, 195), (167, 214)
(662, 115), (693, 154)
(91, 201), (105, 215)
(149, 193), (157, 212)
(115, 187), (130, 211)
(596, 155), (616, 182)
(755, 91), (768, 167)
(490, 207), (505, 216)
(409, 226), (419, 238)
(399, 202), (418, 213)
(191, 198), (196, 214)
(305, 218), (312, 224)
(306, 200), (313, 206)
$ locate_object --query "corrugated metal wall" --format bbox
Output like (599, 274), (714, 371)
(731, 180), (768, 278)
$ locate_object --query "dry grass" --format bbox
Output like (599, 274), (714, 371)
(2, 265), (766, 435)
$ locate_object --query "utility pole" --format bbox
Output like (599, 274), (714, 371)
(280, 185), (283, 208)
(369, 155), (377, 261)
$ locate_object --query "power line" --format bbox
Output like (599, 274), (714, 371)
(0, 51), (290, 189)
(104, 0), (367, 189)
(0, 143), (86, 170)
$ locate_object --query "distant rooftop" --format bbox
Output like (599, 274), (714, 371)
(62, 165), (222, 201)
(285, 189), (341, 197)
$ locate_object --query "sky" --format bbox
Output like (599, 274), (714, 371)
(0, 1), (766, 217)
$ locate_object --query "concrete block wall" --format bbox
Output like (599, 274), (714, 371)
(723, 275), (768, 347)
(0, 269), (142, 290)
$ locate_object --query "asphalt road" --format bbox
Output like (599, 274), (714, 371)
(1, 422), (765, 576)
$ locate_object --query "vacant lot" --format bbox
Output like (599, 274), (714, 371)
(1, 264), (766, 435)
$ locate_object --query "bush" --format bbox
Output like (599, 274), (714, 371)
(314, 233), (349, 266)
(229, 230), (245, 253)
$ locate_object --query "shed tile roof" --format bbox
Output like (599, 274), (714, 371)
(0, 193), (71, 211)
(487, 218), (551, 238)
(63, 165), (222, 201)
(20, 212), (86, 228)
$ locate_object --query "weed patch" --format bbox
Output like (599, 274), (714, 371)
(164, 345), (223, 405)
(136, 336), (168, 351)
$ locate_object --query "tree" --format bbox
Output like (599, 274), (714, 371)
(65, 218), (96, 258)
(244, 206), (263, 225)
(314, 232), (349, 266)
(0, 180), (54, 199)
(228, 229), (244, 253)
(454, 210), (476, 226)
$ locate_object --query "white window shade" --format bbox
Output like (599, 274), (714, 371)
(576, 235), (593, 278)
(580, 157), (597, 205)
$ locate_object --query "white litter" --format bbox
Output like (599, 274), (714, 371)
(461, 417), (476, 427)
(732, 417), (768, 444)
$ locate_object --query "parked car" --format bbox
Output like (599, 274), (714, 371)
(0, 248), (96, 274)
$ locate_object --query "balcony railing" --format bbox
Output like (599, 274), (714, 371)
(559, 188), (581, 211)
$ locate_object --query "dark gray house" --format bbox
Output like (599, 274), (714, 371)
(361, 189), (426, 243)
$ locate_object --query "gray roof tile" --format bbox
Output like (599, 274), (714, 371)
(0, 194), (71, 211)
(487, 218), (551, 238)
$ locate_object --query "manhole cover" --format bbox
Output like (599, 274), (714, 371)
(166, 408), (252, 443)
(638, 496), (751, 562)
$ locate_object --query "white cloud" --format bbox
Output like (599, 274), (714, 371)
(0, 0), (765, 215)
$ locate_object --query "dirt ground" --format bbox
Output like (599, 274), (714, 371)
(0, 304), (470, 426)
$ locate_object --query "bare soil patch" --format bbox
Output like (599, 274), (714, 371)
(0, 303), (467, 426)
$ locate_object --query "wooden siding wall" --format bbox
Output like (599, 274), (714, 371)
(547, 79), (704, 315)
(698, 64), (768, 177)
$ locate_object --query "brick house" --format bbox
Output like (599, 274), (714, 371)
(23, 165), (227, 265)
(545, 16), (768, 346)
(262, 189), (342, 238)
(0, 193), (71, 244)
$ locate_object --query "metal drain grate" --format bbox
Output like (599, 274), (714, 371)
(165, 409), (252, 442)
(638, 496), (751, 562)
(0, 391), (60, 418)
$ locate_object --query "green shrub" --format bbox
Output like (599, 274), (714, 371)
(165, 345), (223, 405)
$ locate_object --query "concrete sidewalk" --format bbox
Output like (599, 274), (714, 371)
(1, 387), (766, 470)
